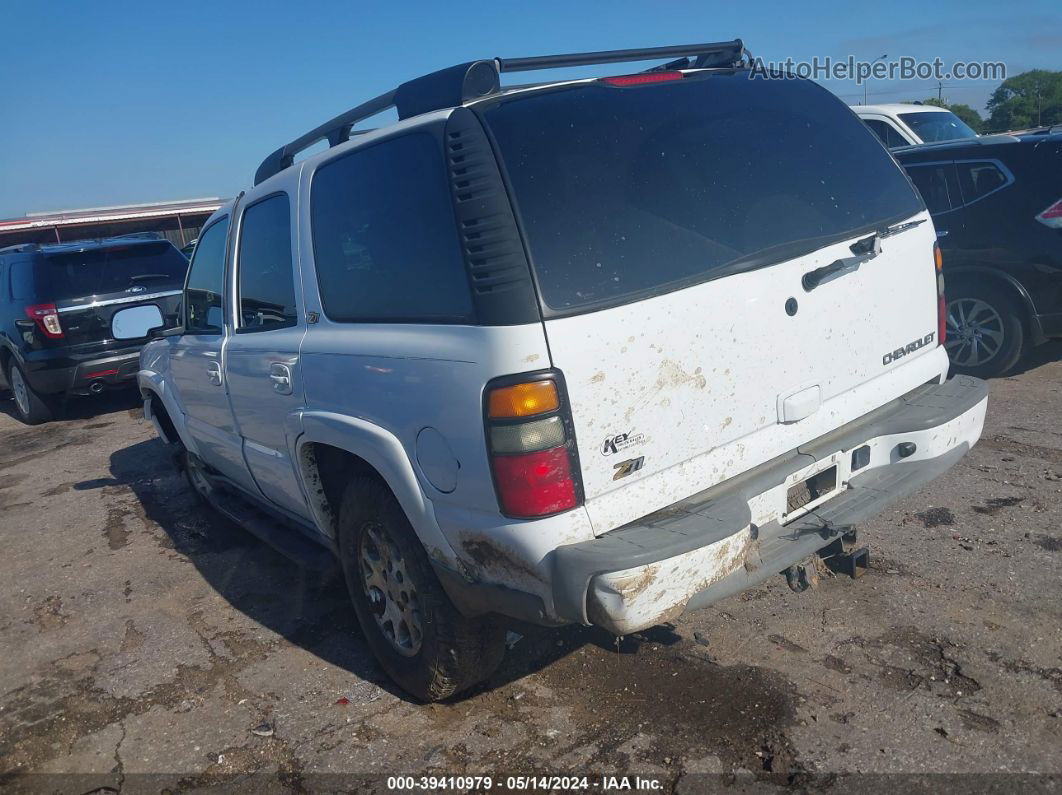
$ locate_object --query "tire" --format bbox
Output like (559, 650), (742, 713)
(338, 477), (505, 702)
(178, 448), (215, 504)
(944, 283), (1025, 378)
(6, 360), (54, 425)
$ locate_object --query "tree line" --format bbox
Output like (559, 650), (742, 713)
(911, 69), (1061, 134)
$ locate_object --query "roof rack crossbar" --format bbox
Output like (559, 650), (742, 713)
(496, 40), (743, 73)
(254, 40), (745, 185)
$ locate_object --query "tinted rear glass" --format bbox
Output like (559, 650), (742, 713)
(898, 111), (978, 143)
(40, 241), (188, 301)
(483, 73), (923, 312)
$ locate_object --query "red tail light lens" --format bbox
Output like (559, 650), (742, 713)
(492, 447), (577, 517)
(1035, 198), (1062, 229)
(24, 303), (64, 338)
(485, 373), (582, 519)
(934, 242), (946, 346)
(600, 71), (685, 87)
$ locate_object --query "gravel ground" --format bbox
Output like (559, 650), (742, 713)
(0, 344), (1060, 792)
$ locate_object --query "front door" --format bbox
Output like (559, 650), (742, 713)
(168, 214), (258, 492)
(223, 192), (310, 520)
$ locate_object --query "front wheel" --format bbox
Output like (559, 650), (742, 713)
(338, 477), (505, 702)
(944, 284), (1025, 378)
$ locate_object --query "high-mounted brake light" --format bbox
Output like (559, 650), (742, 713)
(24, 303), (64, 339)
(1035, 198), (1062, 229)
(934, 242), (946, 345)
(600, 71), (685, 87)
(485, 374), (582, 518)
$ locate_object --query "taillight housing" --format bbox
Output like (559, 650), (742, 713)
(485, 371), (582, 519)
(1035, 198), (1062, 229)
(24, 303), (64, 339)
(934, 242), (946, 345)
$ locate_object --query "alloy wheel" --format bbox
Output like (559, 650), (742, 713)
(10, 367), (31, 419)
(944, 297), (1005, 368)
(359, 522), (423, 657)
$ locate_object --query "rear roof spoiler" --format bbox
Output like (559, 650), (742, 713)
(254, 40), (748, 186)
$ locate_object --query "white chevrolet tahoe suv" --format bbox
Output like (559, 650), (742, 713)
(133, 41), (988, 701)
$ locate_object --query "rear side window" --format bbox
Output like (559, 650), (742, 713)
(237, 194), (298, 332)
(905, 164), (959, 214)
(957, 161), (1010, 204)
(185, 217), (229, 334)
(483, 74), (924, 313)
(863, 119), (909, 149)
(310, 132), (473, 323)
(37, 241), (188, 301)
(9, 260), (35, 301)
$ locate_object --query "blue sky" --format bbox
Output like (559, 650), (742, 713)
(1, 0), (1059, 218)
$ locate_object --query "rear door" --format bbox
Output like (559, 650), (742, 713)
(224, 192), (310, 520)
(483, 72), (944, 533)
(168, 215), (259, 493)
(44, 240), (186, 347)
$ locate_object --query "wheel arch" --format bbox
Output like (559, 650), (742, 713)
(296, 412), (459, 567)
(946, 266), (1045, 344)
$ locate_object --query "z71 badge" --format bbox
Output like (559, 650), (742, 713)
(612, 456), (645, 480)
(882, 332), (935, 365)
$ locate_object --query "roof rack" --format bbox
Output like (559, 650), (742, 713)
(254, 40), (746, 185)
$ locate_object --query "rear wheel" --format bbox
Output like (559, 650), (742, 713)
(6, 361), (54, 425)
(338, 477), (505, 702)
(944, 283), (1025, 378)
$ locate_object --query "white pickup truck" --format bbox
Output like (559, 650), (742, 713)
(133, 42), (988, 701)
(854, 102), (980, 148)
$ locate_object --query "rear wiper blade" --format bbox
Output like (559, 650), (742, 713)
(879, 218), (927, 239)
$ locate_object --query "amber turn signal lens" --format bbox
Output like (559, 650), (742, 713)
(488, 380), (559, 418)
(934, 243), (943, 271)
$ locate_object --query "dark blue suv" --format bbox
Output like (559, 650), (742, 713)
(894, 132), (1062, 377)
(0, 234), (186, 423)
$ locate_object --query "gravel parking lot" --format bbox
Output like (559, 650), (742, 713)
(1, 345), (1060, 792)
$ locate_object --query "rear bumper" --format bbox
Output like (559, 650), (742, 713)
(436, 376), (989, 633)
(23, 347), (142, 395)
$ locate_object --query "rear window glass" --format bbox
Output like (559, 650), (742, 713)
(40, 241), (188, 301)
(483, 73), (923, 313)
(898, 111), (978, 143)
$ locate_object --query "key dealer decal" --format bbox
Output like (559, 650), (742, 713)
(882, 332), (935, 365)
(601, 430), (647, 456)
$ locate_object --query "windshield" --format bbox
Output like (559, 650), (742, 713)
(40, 241), (189, 301)
(899, 111), (978, 143)
(482, 73), (923, 313)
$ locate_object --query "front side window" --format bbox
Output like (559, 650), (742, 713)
(237, 194), (298, 331)
(310, 132), (473, 323)
(904, 164), (958, 214)
(185, 216), (229, 334)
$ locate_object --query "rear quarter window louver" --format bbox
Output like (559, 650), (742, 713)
(444, 108), (540, 325)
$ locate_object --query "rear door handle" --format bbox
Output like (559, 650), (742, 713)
(206, 361), (222, 386)
(269, 362), (293, 395)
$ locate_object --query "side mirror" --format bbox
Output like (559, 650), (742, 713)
(112, 305), (165, 340)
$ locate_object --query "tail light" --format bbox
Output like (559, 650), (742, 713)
(934, 242), (946, 345)
(485, 373), (582, 518)
(1035, 198), (1062, 229)
(600, 71), (685, 87)
(24, 303), (64, 339)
